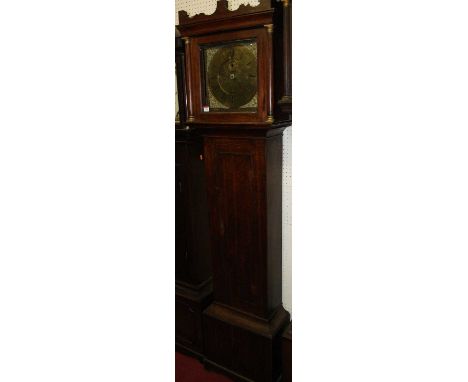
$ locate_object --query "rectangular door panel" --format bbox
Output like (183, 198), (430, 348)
(204, 137), (267, 317)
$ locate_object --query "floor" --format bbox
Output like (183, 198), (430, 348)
(175, 352), (232, 382)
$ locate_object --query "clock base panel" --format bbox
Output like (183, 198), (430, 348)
(202, 302), (290, 382)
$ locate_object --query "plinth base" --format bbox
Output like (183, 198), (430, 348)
(175, 281), (212, 358)
(202, 302), (290, 382)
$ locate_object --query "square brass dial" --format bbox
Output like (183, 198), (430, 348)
(202, 40), (258, 112)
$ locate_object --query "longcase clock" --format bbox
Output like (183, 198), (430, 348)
(178, 1), (292, 380)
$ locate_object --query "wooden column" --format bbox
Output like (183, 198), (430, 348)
(183, 37), (195, 122)
(265, 23), (274, 123)
(278, 0), (292, 114)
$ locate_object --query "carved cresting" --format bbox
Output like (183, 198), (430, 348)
(178, 0), (273, 25)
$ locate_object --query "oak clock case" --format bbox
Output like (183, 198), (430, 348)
(178, 1), (292, 381)
(175, 32), (213, 358)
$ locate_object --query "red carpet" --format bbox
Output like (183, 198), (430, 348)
(175, 352), (233, 382)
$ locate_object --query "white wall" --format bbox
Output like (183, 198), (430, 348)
(175, 0), (292, 315)
(282, 125), (292, 315)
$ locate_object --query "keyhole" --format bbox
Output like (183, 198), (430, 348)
(230, 73), (235, 80)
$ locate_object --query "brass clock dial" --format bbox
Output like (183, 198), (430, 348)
(205, 43), (257, 110)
